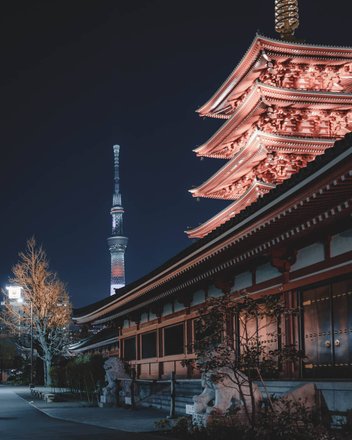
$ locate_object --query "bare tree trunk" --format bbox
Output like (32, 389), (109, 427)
(44, 356), (52, 387)
(248, 380), (256, 427)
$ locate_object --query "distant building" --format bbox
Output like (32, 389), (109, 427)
(107, 145), (128, 295)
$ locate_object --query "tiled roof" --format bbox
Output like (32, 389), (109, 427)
(69, 326), (117, 351)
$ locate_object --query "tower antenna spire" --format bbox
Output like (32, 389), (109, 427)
(274, 0), (300, 40)
(107, 145), (128, 296)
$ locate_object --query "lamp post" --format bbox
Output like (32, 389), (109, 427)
(30, 301), (33, 386)
(5, 285), (34, 385)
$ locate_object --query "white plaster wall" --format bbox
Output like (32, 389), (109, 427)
(331, 228), (352, 257)
(256, 263), (281, 284)
(140, 312), (149, 323)
(162, 302), (173, 316)
(291, 242), (325, 271)
(208, 284), (224, 298)
(174, 300), (185, 312)
(235, 271), (252, 290)
(191, 290), (205, 306)
(149, 310), (157, 321)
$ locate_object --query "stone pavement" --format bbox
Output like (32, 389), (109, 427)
(17, 387), (171, 433)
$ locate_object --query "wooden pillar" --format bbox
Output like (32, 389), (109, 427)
(178, 292), (192, 311)
(214, 276), (234, 295)
(120, 337), (124, 359)
(129, 312), (141, 378)
(225, 310), (234, 347)
(169, 371), (176, 419)
(157, 326), (163, 379)
(117, 324), (122, 358)
(283, 290), (299, 378)
(324, 235), (331, 260)
(251, 267), (256, 286)
(151, 304), (163, 379)
(271, 247), (297, 285)
(186, 319), (193, 354)
(130, 367), (136, 409)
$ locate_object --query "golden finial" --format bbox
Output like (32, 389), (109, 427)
(274, 0), (300, 40)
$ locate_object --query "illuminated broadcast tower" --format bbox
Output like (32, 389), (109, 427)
(107, 145), (128, 295)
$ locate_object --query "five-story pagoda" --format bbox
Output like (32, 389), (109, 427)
(187, 0), (352, 239)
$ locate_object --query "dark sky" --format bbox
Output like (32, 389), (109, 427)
(1, 0), (351, 307)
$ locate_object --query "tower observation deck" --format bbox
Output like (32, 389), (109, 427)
(107, 145), (128, 295)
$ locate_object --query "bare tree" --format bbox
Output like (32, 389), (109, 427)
(0, 238), (72, 386)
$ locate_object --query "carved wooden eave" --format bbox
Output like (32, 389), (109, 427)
(69, 336), (118, 353)
(69, 327), (118, 353)
(188, 140), (352, 240)
(198, 34), (352, 119)
(190, 133), (268, 199)
(194, 86), (265, 158)
(262, 83), (352, 108)
(72, 136), (352, 325)
(194, 83), (352, 159)
(187, 180), (275, 238)
(190, 130), (333, 200)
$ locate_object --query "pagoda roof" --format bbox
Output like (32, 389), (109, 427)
(198, 34), (352, 119)
(73, 134), (352, 325)
(195, 83), (352, 158)
(191, 131), (333, 199)
(69, 327), (118, 353)
(187, 180), (275, 238)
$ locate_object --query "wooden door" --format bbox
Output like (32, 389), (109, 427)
(303, 278), (352, 377)
(331, 279), (352, 368)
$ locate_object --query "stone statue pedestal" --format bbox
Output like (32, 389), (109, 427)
(99, 357), (130, 408)
(192, 413), (227, 427)
(98, 393), (115, 408)
(192, 413), (208, 428)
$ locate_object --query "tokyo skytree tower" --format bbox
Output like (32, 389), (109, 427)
(107, 145), (128, 295)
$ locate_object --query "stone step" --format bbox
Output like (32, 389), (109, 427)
(149, 390), (198, 398)
(140, 400), (189, 414)
(140, 382), (198, 415)
(143, 396), (193, 405)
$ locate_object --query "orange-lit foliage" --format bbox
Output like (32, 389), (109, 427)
(1, 237), (72, 385)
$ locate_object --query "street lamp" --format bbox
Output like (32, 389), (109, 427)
(30, 301), (33, 386)
(5, 285), (34, 385)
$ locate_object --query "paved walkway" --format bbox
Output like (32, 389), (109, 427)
(16, 387), (170, 433)
(0, 385), (170, 440)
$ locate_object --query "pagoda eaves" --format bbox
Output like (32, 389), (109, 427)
(198, 34), (352, 119)
(195, 83), (352, 159)
(191, 131), (333, 200)
(186, 180), (275, 239)
(189, 34), (352, 239)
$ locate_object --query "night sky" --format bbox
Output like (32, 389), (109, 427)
(1, 1), (351, 307)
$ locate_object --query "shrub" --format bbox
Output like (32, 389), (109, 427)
(155, 400), (335, 440)
(62, 354), (105, 403)
(154, 418), (171, 431)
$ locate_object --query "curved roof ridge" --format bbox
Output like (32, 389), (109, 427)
(198, 34), (352, 118)
(256, 33), (352, 51)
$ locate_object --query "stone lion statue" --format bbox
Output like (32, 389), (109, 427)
(100, 357), (129, 405)
(193, 367), (262, 417)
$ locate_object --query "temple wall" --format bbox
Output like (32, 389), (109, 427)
(115, 224), (352, 382)
(291, 243), (325, 271)
(256, 262), (281, 283)
(331, 228), (352, 257)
